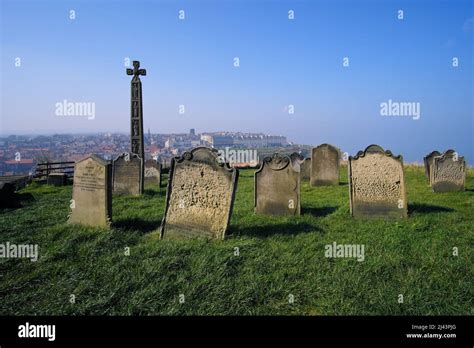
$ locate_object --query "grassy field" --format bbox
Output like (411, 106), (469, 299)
(0, 166), (473, 315)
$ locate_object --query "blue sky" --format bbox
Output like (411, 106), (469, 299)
(1, 0), (473, 162)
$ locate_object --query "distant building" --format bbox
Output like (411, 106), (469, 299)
(212, 135), (234, 147)
(200, 132), (287, 148)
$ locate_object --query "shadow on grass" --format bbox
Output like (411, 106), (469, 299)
(408, 203), (454, 215)
(143, 188), (166, 197)
(339, 182), (348, 186)
(18, 192), (35, 202)
(112, 218), (162, 234)
(229, 222), (320, 237)
(302, 206), (338, 217)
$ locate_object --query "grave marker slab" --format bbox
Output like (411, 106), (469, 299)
(69, 154), (112, 227)
(349, 145), (407, 219)
(431, 150), (465, 192)
(300, 158), (311, 181)
(144, 159), (162, 188)
(311, 144), (340, 186)
(289, 152), (304, 166)
(161, 147), (238, 239)
(423, 150), (441, 183)
(255, 153), (300, 216)
(113, 153), (143, 195)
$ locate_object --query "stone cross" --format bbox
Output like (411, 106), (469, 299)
(126, 60), (146, 161)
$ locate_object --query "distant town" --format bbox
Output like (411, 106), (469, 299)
(0, 130), (309, 175)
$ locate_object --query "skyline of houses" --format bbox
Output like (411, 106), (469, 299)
(0, 130), (290, 175)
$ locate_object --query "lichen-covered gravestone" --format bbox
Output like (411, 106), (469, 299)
(300, 158), (311, 181)
(311, 144), (340, 186)
(68, 154), (112, 227)
(144, 159), (161, 188)
(348, 145), (407, 219)
(430, 150), (465, 192)
(255, 153), (300, 216)
(160, 147), (238, 239)
(112, 153), (143, 195)
(423, 150), (441, 183)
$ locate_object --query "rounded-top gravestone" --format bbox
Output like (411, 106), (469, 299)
(255, 153), (301, 216)
(311, 144), (340, 186)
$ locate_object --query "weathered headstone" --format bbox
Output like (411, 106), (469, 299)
(113, 153), (144, 195)
(47, 173), (68, 186)
(300, 158), (311, 181)
(430, 150), (465, 192)
(144, 159), (162, 188)
(160, 147), (238, 239)
(68, 154), (112, 227)
(255, 153), (300, 216)
(289, 152), (304, 166)
(349, 145), (407, 219)
(423, 150), (441, 182)
(311, 144), (340, 186)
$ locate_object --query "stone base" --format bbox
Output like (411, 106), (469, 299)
(47, 173), (68, 186)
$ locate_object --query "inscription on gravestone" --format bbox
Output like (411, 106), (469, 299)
(311, 144), (340, 186)
(431, 150), (465, 192)
(423, 150), (441, 183)
(113, 153), (144, 195)
(144, 159), (162, 188)
(161, 147), (238, 239)
(68, 154), (112, 227)
(349, 145), (407, 219)
(255, 153), (300, 216)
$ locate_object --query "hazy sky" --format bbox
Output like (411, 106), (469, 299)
(1, 0), (472, 162)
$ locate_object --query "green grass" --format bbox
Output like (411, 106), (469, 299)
(0, 166), (473, 315)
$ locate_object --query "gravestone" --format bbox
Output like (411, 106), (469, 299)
(144, 159), (162, 188)
(160, 147), (238, 239)
(289, 152), (304, 166)
(112, 153), (144, 195)
(423, 150), (441, 182)
(255, 153), (300, 216)
(311, 144), (340, 186)
(349, 145), (407, 219)
(300, 158), (311, 181)
(430, 150), (465, 192)
(68, 154), (112, 227)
